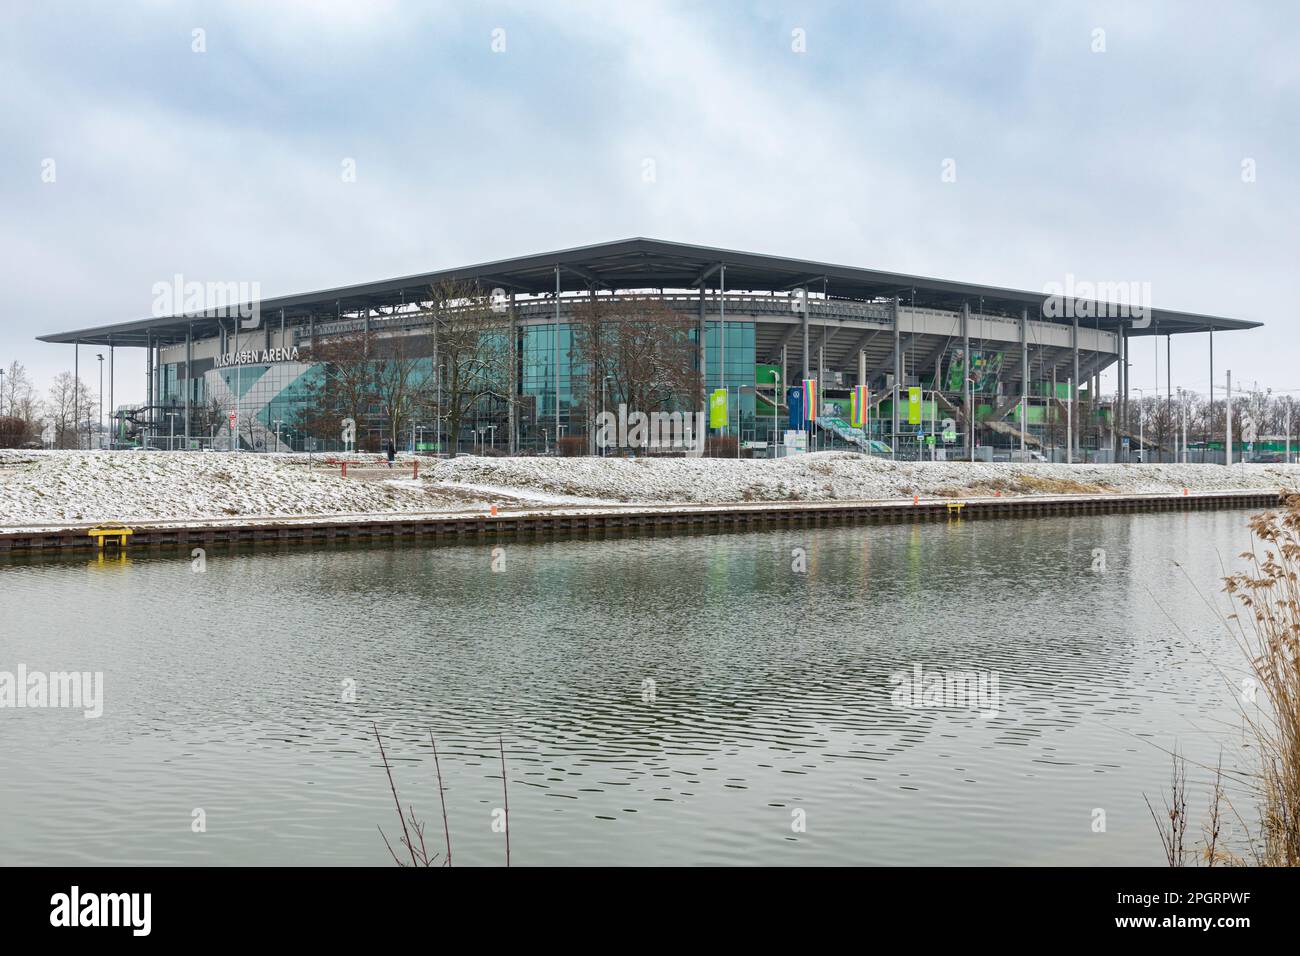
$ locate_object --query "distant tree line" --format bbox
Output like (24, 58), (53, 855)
(0, 361), (99, 449)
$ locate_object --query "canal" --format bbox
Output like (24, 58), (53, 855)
(0, 509), (1261, 865)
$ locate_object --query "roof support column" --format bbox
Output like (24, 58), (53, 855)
(432, 306), (440, 454)
(1072, 313), (1080, 461)
(108, 336), (114, 450)
(588, 288), (598, 457)
(184, 324), (191, 446)
(801, 285), (810, 382)
(509, 293), (517, 457)
(233, 318), (241, 450)
(719, 263), (726, 436)
(782, 343), (789, 422)
(962, 301), (971, 461)
(698, 285), (706, 414)
(892, 298), (901, 455)
(818, 279), (827, 400)
(818, 339), (825, 406)
(554, 265), (561, 443)
(1170, 330), (1180, 463)
(1120, 326), (1128, 459)
(1020, 308), (1028, 454)
(1208, 326), (1214, 457)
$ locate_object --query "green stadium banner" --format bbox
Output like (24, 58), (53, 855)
(709, 388), (728, 428)
(907, 386), (922, 425)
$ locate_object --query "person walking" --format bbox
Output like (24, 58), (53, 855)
(385, 440), (395, 468)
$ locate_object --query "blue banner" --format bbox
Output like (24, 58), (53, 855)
(787, 386), (803, 430)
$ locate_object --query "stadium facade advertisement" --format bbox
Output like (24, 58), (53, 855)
(214, 346), (301, 369)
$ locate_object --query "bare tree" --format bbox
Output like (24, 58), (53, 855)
(422, 279), (513, 457)
(44, 372), (97, 449)
(569, 296), (700, 452)
(370, 328), (437, 451)
(298, 332), (383, 450)
(2, 361), (40, 430)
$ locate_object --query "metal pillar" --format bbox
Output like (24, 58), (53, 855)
(73, 341), (79, 449)
(801, 285), (810, 381)
(1170, 335), (1180, 463)
(554, 265), (561, 443)
(1066, 377), (1073, 465)
(1119, 327), (1128, 457)
(1020, 307), (1028, 454)
(108, 337), (114, 450)
(962, 301), (971, 460)
(818, 343), (824, 400)
(719, 264), (726, 435)
(1208, 326), (1214, 457)
(145, 331), (152, 445)
(184, 324), (191, 446)
(1226, 369), (1233, 466)
(508, 293), (517, 456)
(892, 298), (902, 451)
(698, 285), (707, 413)
(1071, 314), (1079, 460)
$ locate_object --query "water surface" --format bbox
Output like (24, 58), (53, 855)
(0, 510), (1262, 865)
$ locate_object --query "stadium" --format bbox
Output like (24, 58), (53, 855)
(37, 238), (1259, 458)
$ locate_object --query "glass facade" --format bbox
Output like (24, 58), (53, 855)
(158, 316), (761, 451)
(703, 320), (757, 440)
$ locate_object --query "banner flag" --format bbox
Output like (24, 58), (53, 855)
(851, 385), (869, 427)
(709, 388), (728, 429)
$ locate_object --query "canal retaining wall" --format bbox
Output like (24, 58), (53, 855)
(0, 489), (1286, 556)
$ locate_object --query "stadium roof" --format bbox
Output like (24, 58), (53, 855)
(37, 237), (1260, 347)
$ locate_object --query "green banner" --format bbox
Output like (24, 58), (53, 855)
(709, 388), (728, 428)
(907, 387), (922, 425)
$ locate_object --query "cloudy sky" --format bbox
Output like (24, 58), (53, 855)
(2, 0), (1296, 405)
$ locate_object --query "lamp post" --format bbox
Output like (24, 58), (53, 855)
(601, 373), (613, 457)
(97, 354), (104, 449)
(771, 369), (780, 458)
(167, 411), (179, 450)
(1066, 377), (1073, 465)
(1225, 371), (1233, 467)
(966, 375), (976, 462)
(1286, 399), (1292, 465)
(1176, 387), (1185, 463)
(274, 419), (283, 452)
(1131, 387), (1145, 463)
